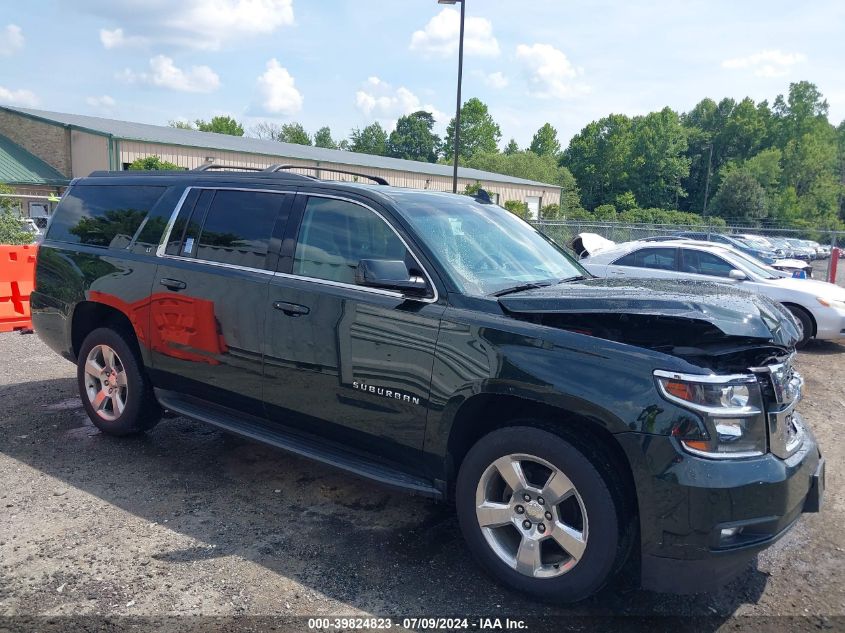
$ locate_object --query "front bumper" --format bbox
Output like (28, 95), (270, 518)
(812, 304), (845, 340)
(616, 426), (823, 594)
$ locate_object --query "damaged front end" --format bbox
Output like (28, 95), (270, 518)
(498, 277), (801, 373)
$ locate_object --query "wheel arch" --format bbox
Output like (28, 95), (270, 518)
(781, 302), (817, 338)
(71, 300), (145, 363)
(440, 392), (637, 507)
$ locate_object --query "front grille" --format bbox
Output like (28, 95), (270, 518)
(752, 355), (805, 459)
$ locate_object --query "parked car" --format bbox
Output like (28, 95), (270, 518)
(675, 231), (777, 264)
(784, 238), (817, 261)
(765, 236), (797, 259)
(628, 234), (812, 278)
(580, 238), (845, 347)
(32, 168), (824, 601)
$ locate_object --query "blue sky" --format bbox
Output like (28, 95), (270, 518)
(1, 0), (843, 148)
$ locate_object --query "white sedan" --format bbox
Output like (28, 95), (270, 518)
(580, 239), (845, 347)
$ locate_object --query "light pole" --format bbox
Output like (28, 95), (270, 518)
(439, 0), (465, 193)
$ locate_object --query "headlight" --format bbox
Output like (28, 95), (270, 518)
(654, 370), (767, 459)
(817, 297), (845, 310)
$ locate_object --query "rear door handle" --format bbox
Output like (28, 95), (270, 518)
(160, 278), (187, 290)
(273, 301), (310, 317)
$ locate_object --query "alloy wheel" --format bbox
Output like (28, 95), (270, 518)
(475, 453), (588, 579)
(83, 344), (129, 422)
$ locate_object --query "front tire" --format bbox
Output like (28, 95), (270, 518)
(786, 305), (813, 349)
(456, 425), (628, 602)
(77, 327), (161, 435)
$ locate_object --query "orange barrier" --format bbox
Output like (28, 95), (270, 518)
(0, 244), (37, 333)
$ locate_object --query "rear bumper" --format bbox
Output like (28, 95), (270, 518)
(617, 428), (823, 594)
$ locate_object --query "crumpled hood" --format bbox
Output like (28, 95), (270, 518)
(499, 277), (800, 347)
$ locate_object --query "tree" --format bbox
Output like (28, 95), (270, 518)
(529, 123), (561, 158)
(128, 156), (182, 171)
(0, 184), (32, 245)
(168, 120), (195, 130)
(503, 138), (519, 156)
(464, 150), (583, 213)
(628, 107), (690, 209)
(278, 123), (312, 145)
(444, 98), (502, 161)
(251, 122), (283, 140)
(387, 111), (441, 163)
(314, 126), (337, 149)
(194, 116), (244, 136)
(561, 113), (634, 209)
(349, 122), (388, 156)
(711, 170), (768, 223)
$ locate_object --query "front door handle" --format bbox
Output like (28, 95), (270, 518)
(160, 278), (187, 291)
(273, 301), (310, 317)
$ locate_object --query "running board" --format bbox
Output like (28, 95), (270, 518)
(155, 389), (442, 499)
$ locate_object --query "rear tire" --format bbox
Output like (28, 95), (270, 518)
(786, 305), (813, 349)
(456, 425), (629, 602)
(77, 327), (161, 435)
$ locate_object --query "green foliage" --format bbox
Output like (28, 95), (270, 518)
(593, 204), (618, 220)
(529, 123), (561, 158)
(503, 138), (520, 156)
(560, 80), (843, 229)
(128, 156), (182, 171)
(463, 150), (583, 213)
(503, 200), (529, 219)
(314, 126), (337, 149)
(69, 209), (147, 247)
(463, 181), (482, 196)
(711, 171), (768, 223)
(278, 122), (312, 145)
(0, 185), (32, 245)
(387, 111), (441, 162)
(614, 191), (638, 211)
(539, 203), (561, 219)
(444, 98), (502, 161)
(194, 116), (244, 136)
(350, 122), (388, 156)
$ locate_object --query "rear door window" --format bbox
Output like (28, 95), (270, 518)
(680, 250), (734, 277)
(48, 185), (165, 248)
(193, 190), (284, 269)
(614, 247), (677, 271)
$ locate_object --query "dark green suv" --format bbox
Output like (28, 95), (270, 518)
(32, 167), (824, 601)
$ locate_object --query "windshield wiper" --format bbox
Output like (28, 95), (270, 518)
(556, 275), (587, 284)
(492, 282), (554, 297)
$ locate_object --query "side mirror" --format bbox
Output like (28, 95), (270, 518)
(728, 269), (747, 281)
(355, 259), (428, 295)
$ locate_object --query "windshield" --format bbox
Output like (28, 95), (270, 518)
(725, 249), (780, 280)
(389, 191), (586, 296)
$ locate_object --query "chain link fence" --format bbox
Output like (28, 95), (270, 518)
(530, 220), (845, 251)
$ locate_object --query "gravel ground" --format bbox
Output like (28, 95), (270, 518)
(1, 266), (844, 631)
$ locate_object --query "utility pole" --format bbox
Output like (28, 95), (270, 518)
(702, 141), (714, 216)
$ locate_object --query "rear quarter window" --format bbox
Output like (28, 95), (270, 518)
(47, 185), (165, 248)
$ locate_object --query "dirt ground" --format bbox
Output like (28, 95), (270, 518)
(0, 261), (844, 631)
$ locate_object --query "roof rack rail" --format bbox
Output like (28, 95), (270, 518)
(264, 164), (389, 186)
(191, 164), (266, 172)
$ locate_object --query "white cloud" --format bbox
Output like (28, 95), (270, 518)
(99, 27), (147, 49)
(118, 55), (220, 93)
(255, 58), (303, 115)
(410, 8), (499, 58)
(0, 24), (24, 56)
(83, 0), (294, 50)
(722, 49), (807, 78)
(0, 85), (39, 107)
(483, 71), (508, 89)
(354, 76), (445, 127)
(516, 43), (589, 99)
(86, 95), (116, 109)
